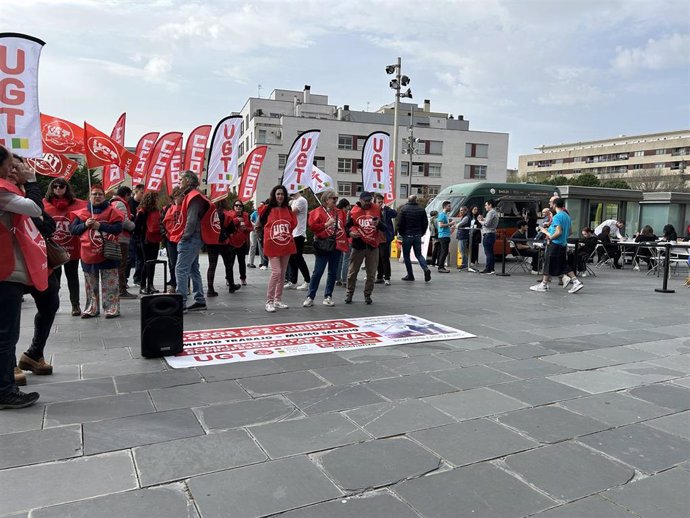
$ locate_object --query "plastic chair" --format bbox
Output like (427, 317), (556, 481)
(508, 241), (532, 273)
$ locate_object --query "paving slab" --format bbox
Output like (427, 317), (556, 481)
(497, 405), (609, 443)
(548, 368), (647, 393)
(343, 399), (456, 438)
(83, 408), (205, 454)
(579, 423), (690, 474)
(44, 392), (155, 427)
(195, 395), (301, 430)
(319, 437), (441, 491)
(312, 362), (397, 385)
(376, 355), (455, 375)
(272, 353), (351, 371)
(603, 467), (690, 518)
(81, 358), (167, 378)
(423, 387), (528, 421)
(29, 485), (198, 518)
(431, 365), (518, 390)
(134, 429), (267, 486)
(31, 377), (116, 404)
(491, 377), (589, 406)
(0, 403), (45, 435)
(365, 372), (457, 400)
(275, 491), (419, 518)
(249, 412), (369, 458)
(188, 455), (342, 518)
(487, 343), (558, 360)
(285, 384), (386, 415)
(531, 495), (638, 517)
(541, 351), (621, 370)
(628, 337), (690, 357)
(410, 418), (538, 467)
(114, 368), (202, 393)
(0, 425), (82, 469)
(612, 361), (686, 384)
(26, 365), (80, 385)
(149, 380), (250, 411)
(504, 441), (634, 501)
(394, 462), (555, 518)
(335, 347), (409, 363)
(237, 370), (329, 396)
(628, 382), (690, 410)
(196, 359), (286, 381)
(648, 354), (690, 374)
(0, 451), (138, 516)
(607, 329), (676, 345)
(51, 348), (131, 366)
(560, 391), (674, 426)
(492, 358), (572, 379)
(644, 411), (690, 440)
(436, 349), (511, 367)
(587, 345), (662, 363)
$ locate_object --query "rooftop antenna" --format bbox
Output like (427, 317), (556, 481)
(257, 84), (262, 98)
(366, 101), (370, 112)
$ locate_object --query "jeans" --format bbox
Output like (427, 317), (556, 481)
(308, 250), (342, 300)
(482, 232), (496, 272)
(176, 236), (205, 306)
(337, 246), (351, 283)
(376, 242), (392, 280)
(165, 240), (178, 287)
(402, 235), (429, 278)
(287, 235), (310, 284)
(0, 281), (24, 397)
(54, 258), (80, 307)
(437, 237), (451, 269)
(458, 239), (469, 268)
(26, 272), (61, 359)
(207, 244), (234, 290)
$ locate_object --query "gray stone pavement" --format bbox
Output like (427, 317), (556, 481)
(2, 254), (690, 517)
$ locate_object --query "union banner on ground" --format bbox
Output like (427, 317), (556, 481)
(362, 131), (390, 195)
(282, 129), (320, 194)
(166, 314), (474, 368)
(0, 33), (45, 157)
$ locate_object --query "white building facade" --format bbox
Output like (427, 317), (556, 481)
(234, 86), (509, 205)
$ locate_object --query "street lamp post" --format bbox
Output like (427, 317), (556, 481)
(402, 110), (420, 198)
(386, 58), (412, 202)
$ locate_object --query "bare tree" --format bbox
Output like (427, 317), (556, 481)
(625, 169), (690, 192)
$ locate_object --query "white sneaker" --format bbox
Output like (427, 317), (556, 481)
(529, 282), (549, 292)
(568, 280), (584, 294)
(384, 279), (391, 286)
(303, 297), (314, 307)
(581, 272), (588, 277)
(296, 282), (309, 290)
(259, 265), (267, 270)
(265, 302), (276, 313)
(284, 282), (296, 289)
(530, 270), (539, 275)
(562, 275), (572, 289)
(274, 301), (289, 309)
(633, 265), (640, 271)
(323, 296), (334, 306)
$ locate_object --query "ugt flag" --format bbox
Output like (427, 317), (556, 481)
(207, 116), (242, 187)
(282, 129), (320, 194)
(102, 113), (126, 192)
(362, 131), (390, 195)
(310, 165), (334, 194)
(26, 153), (78, 180)
(83, 122), (138, 177)
(0, 33), (45, 157)
(40, 113), (85, 155)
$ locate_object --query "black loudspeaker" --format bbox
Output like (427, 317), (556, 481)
(140, 260), (184, 358)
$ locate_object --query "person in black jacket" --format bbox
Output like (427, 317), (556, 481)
(396, 195), (431, 282)
(573, 227), (598, 274)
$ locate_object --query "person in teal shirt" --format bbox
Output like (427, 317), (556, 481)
(436, 201), (452, 272)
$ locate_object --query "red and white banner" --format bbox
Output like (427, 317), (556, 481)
(83, 122), (138, 176)
(310, 165), (334, 194)
(40, 113), (85, 155)
(102, 113), (126, 192)
(0, 33), (45, 157)
(207, 116), (242, 187)
(384, 159), (395, 205)
(237, 145), (268, 203)
(132, 131), (159, 184)
(26, 153), (78, 180)
(362, 131), (390, 195)
(184, 124), (211, 182)
(282, 129), (320, 194)
(166, 138), (183, 195)
(145, 131), (182, 192)
(166, 314), (474, 368)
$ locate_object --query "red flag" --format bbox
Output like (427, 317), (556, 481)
(132, 132), (160, 184)
(26, 153), (78, 180)
(40, 113), (85, 154)
(166, 139), (183, 195)
(102, 113), (126, 192)
(145, 132), (182, 192)
(384, 160), (395, 205)
(83, 122), (138, 176)
(237, 146), (268, 203)
(183, 124), (211, 181)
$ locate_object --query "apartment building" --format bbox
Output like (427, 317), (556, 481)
(234, 85), (508, 204)
(518, 130), (689, 185)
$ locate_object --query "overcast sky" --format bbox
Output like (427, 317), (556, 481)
(4, 0), (689, 167)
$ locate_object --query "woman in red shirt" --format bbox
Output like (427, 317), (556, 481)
(161, 188), (182, 293)
(43, 178), (86, 315)
(135, 191), (162, 294)
(229, 200), (253, 286)
(258, 185), (296, 312)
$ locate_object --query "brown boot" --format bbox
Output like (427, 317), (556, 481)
(71, 305), (82, 316)
(14, 367), (26, 386)
(18, 354), (53, 375)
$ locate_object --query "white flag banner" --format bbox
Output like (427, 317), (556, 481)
(311, 165), (334, 194)
(282, 129), (320, 194)
(0, 33), (45, 157)
(362, 131), (390, 195)
(207, 115), (242, 187)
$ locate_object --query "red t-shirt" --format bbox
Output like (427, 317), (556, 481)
(308, 206), (348, 253)
(259, 205), (297, 257)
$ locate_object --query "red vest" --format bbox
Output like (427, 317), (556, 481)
(162, 204), (181, 244)
(72, 205), (124, 264)
(168, 189), (209, 244)
(229, 211), (252, 249)
(139, 209), (162, 244)
(349, 203), (382, 248)
(259, 205), (297, 257)
(201, 206), (231, 245)
(0, 179), (49, 291)
(43, 197), (86, 260)
(308, 207), (349, 253)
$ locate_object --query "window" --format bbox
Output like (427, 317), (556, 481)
(634, 150), (644, 157)
(655, 148), (666, 155)
(427, 140), (443, 155)
(238, 142), (244, 157)
(338, 135), (353, 150)
(465, 143), (489, 158)
(337, 158), (352, 173)
(464, 165), (487, 179)
(278, 154), (287, 170)
(355, 160), (363, 174)
(355, 136), (367, 150)
(400, 184), (408, 198)
(428, 163), (442, 177)
(337, 182), (352, 196)
(257, 129), (267, 144)
(314, 156), (325, 169)
(426, 185), (441, 196)
(400, 162), (409, 176)
(414, 141), (425, 154)
(411, 163), (425, 177)
(240, 121), (245, 135)
(654, 163), (664, 169)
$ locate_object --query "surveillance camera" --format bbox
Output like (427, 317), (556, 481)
(389, 79), (399, 89)
(385, 65), (396, 74)
(400, 75), (410, 86)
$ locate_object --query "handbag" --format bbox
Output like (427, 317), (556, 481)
(312, 208), (337, 256)
(45, 238), (70, 269)
(100, 231), (122, 261)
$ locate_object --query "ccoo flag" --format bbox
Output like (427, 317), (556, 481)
(83, 122), (138, 176)
(166, 138), (183, 195)
(207, 116), (242, 187)
(102, 113), (126, 192)
(362, 131), (390, 195)
(184, 124), (211, 182)
(0, 33), (45, 157)
(145, 132), (183, 192)
(282, 129), (320, 194)
(132, 132), (160, 184)
(237, 145), (268, 203)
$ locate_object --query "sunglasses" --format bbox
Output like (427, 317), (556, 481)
(90, 192), (104, 196)
(330, 196), (338, 200)
(234, 204), (243, 208)
(53, 184), (66, 189)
